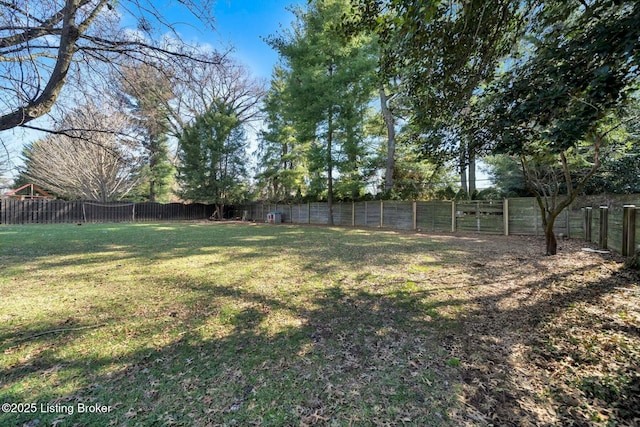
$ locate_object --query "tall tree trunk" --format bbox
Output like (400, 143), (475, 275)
(379, 86), (396, 192)
(459, 142), (468, 196)
(327, 107), (334, 226)
(326, 62), (335, 226)
(468, 148), (476, 197)
(149, 146), (157, 202)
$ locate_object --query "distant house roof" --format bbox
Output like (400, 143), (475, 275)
(4, 183), (53, 199)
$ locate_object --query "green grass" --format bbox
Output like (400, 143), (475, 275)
(1, 222), (464, 426)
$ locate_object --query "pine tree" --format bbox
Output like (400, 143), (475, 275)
(265, 0), (377, 222)
(119, 63), (174, 202)
(176, 101), (248, 219)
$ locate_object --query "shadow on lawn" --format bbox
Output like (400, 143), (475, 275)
(448, 247), (640, 426)
(1, 223), (638, 426)
(1, 277), (462, 426)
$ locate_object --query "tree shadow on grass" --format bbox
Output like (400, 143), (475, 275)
(2, 223), (638, 426)
(1, 266), (468, 426)
(448, 243), (640, 426)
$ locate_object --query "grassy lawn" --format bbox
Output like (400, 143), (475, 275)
(1, 222), (465, 426)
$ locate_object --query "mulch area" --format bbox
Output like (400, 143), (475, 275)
(435, 234), (640, 426)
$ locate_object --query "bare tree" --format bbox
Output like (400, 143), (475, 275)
(0, 0), (218, 132)
(169, 54), (267, 132)
(22, 101), (141, 201)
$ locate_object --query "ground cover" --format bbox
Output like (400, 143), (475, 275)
(0, 222), (638, 426)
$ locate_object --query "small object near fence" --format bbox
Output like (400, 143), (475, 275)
(266, 212), (282, 224)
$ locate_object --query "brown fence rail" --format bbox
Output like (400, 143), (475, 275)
(243, 195), (640, 257)
(0, 199), (216, 224)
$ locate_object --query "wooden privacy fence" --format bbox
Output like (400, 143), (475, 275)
(0, 199), (215, 224)
(244, 195), (640, 257)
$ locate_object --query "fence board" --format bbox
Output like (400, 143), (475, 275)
(608, 209), (624, 254)
(310, 202), (329, 225)
(383, 201), (413, 230)
(0, 200), (213, 224)
(455, 201), (504, 234)
(334, 203), (353, 226)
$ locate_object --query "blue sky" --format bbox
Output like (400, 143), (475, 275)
(202, 0), (304, 80)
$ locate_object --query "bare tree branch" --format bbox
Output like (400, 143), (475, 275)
(0, 0), (218, 132)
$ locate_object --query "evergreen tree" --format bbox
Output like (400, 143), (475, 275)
(176, 101), (248, 219)
(256, 65), (308, 202)
(266, 0), (377, 222)
(119, 63), (175, 202)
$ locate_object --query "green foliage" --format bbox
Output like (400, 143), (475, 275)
(346, 0), (528, 167)
(446, 357), (461, 368)
(377, 145), (457, 201)
(255, 66), (309, 202)
(176, 102), (248, 206)
(483, 155), (530, 197)
(262, 0), (378, 208)
(485, 0), (640, 156)
(119, 63), (175, 202)
(476, 0), (640, 253)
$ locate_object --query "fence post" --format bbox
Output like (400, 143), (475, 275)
(599, 206), (608, 249)
(351, 201), (355, 226)
(503, 198), (509, 236)
(364, 201), (368, 226)
(413, 201), (417, 231)
(622, 205), (636, 257)
(308, 202), (311, 224)
(451, 200), (456, 232)
(584, 207), (592, 242)
(380, 201), (384, 228)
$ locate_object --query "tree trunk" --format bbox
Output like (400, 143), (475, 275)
(459, 142), (468, 196)
(212, 203), (224, 220)
(327, 132), (334, 225)
(468, 149), (476, 197)
(149, 180), (156, 202)
(325, 60), (335, 226)
(379, 86), (396, 192)
(327, 109), (334, 226)
(544, 218), (558, 255)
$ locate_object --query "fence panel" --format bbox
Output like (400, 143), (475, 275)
(353, 202), (367, 227)
(455, 201), (504, 234)
(568, 208), (585, 239)
(310, 202), (329, 225)
(383, 201), (413, 230)
(508, 198), (542, 235)
(608, 208), (624, 254)
(0, 200), (213, 224)
(334, 203), (353, 226)
(365, 201), (382, 227)
(416, 201), (453, 232)
(287, 204), (306, 224)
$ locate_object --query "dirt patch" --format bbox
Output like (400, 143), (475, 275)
(429, 233), (640, 426)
